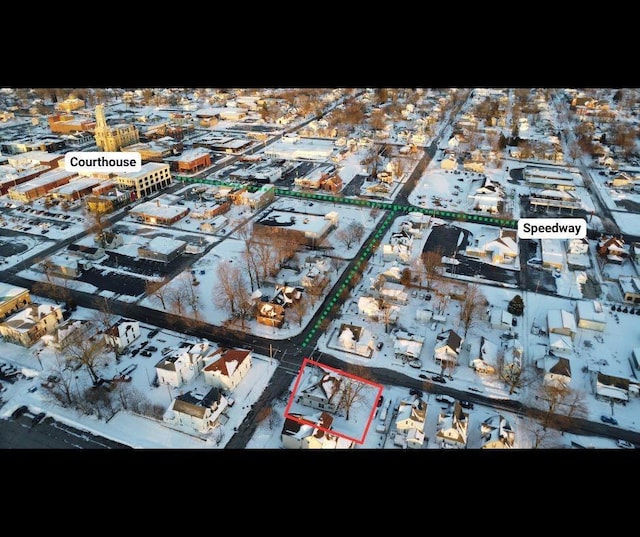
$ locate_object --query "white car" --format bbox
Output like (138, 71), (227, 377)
(617, 439), (635, 449)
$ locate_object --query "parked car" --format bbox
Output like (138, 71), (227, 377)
(140, 350), (152, 357)
(31, 412), (46, 425)
(409, 388), (423, 397)
(616, 439), (635, 449)
(431, 375), (447, 384)
(600, 415), (618, 425)
(418, 374), (428, 380)
(12, 405), (29, 418)
(459, 400), (474, 409)
(435, 394), (455, 404)
(120, 364), (138, 376)
(376, 342), (384, 351)
(376, 395), (384, 407)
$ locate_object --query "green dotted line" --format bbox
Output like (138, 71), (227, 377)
(301, 211), (395, 348)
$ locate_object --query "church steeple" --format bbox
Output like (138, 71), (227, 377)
(93, 103), (139, 152)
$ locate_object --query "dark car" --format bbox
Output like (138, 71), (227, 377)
(376, 341), (384, 351)
(601, 415), (618, 425)
(459, 400), (474, 409)
(511, 317), (518, 327)
(431, 375), (447, 384)
(31, 411), (46, 426)
(409, 388), (423, 397)
(418, 374), (428, 380)
(376, 395), (384, 407)
(12, 405), (29, 418)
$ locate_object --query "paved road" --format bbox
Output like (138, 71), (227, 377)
(0, 407), (130, 449)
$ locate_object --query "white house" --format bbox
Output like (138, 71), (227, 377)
(395, 396), (427, 449)
(436, 401), (469, 448)
(281, 411), (355, 450)
(155, 340), (210, 387)
(393, 331), (425, 363)
(470, 336), (498, 374)
(164, 387), (229, 434)
(103, 318), (140, 353)
(433, 329), (463, 368)
(202, 348), (252, 391)
(480, 414), (515, 449)
(295, 365), (342, 413)
(537, 354), (572, 388)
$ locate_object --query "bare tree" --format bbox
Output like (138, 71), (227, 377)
(335, 221), (365, 250)
(336, 376), (373, 421)
(166, 273), (193, 316)
(458, 284), (487, 336)
(535, 382), (589, 432)
(56, 321), (106, 384)
(421, 249), (443, 289)
(288, 295), (309, 327)
(214, 262), (240, 317)
(92, 297), (123, 363)
(237, 226), (260, 291)
(145, 277), (170, 310)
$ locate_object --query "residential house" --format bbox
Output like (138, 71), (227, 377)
(468, 177), (504, 213)
(470, 336), (498, 374)
(337, 323), (374, 356)
(155, 340), (210, 387)
(597, 236), (630, 264)
(480, 414), (515, 449)
(502, 338), (523, 382)
(392, 330), (425, 363)
(295, 365), (342, 413)
(0, 303), (64, 347)
(257, 301), (285, 328)
(103, 318), (140, 353)
(376, 281), (409, 305)
(164, 387), (229, 434)
(436, 401), (469, 449)
(548, 332), (574, 357)
(281, 411), (355, 449)
(299, 262), (330, 294)
(202, 348), (252, 391)
(433, 329), (463, 368)
(395, 396), (427, 449)
(465, 228), (518, 265)
(0, 283), (31, 321)
(566, 237), (591, 270)
(536, 354), (572, 388)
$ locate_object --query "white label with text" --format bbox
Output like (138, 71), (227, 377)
(517, 218), (587, 239)
(65, 152), (141, 173)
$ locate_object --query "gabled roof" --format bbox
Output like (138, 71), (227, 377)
(204, 348), (251, 376)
